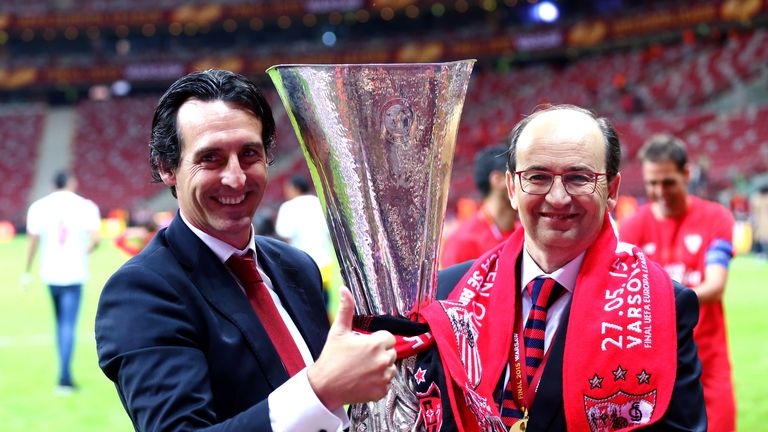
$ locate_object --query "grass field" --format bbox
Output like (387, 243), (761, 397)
(1, 235), (766, 430)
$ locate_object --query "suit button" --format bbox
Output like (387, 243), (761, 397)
(319, 430), (327, 432)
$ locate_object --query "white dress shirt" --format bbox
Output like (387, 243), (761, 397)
(181, 212), (347, 431)
(520, 247), (585, 353)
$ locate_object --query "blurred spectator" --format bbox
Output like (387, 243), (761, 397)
(24, 170), (101, 394)
(253, 208), (279, 239)
(688, 155), (710, 199)
(115, 221), (158, 256)
(619, 85), (645, 114)
(440, 145), (518, 268)
(275, 175), (335, 291)
(620, 134), (736, 431)
(751, 184), (768, 260)
(730, 190), (750, 221)
(614, 194), (638, 226)
(115, 209), (161, 256)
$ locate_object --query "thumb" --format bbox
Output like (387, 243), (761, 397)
(330, 286), (355, 335)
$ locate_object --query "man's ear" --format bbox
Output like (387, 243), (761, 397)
(506, 171), (519, 211)
(489, 170), (507, 193)
(682, 163), (691, 184)
(158, 163), (177, 187)
(606, 172), (622, 212)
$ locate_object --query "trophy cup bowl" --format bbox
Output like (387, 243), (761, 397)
(268, 60), (474, 431)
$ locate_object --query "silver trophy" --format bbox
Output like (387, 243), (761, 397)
(268, 61), (474, 431)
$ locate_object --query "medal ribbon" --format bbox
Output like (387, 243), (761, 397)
(501, 284), (561, 427)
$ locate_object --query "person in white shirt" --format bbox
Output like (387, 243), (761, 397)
(276, 175), (335, 298)
(95, 69), (396, 432)
(25, 170), (101, 393)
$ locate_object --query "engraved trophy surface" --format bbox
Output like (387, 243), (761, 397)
(268, 61), (474, 431)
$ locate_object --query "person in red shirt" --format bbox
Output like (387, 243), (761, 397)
(440, 145), (518, 267)
(620, 134), (736, 432)
(115, 221), (158, 256)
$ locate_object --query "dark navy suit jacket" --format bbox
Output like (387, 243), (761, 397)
(436, 261), (707, 431)
(96, 214), (330, 431)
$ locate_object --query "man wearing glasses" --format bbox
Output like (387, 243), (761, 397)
(413, 105), (706, 431)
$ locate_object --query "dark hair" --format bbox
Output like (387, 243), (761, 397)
(54, 170), (69, 189)
(505, 104), (621, 182)
(253, 208), (277, 238)
(149, 69), (277, 197)
(289, 175), (310, 194)
(637, 134), (688, 171)
(474, 144), (509, 197)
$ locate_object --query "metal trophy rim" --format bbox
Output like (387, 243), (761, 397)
(266, 59), (476, 73)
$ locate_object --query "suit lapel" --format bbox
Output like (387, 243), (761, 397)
(165, 215), (289, 389)
(255, 239), (326, 359)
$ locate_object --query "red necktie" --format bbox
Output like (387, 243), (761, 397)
(226, 253), (306, 377)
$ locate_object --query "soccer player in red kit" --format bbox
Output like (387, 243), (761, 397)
(620, 134), (736, 432)
(440, 145), (518, 268)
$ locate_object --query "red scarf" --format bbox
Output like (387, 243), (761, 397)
(421, 214), (676, 431)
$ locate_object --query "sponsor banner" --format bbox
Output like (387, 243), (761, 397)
(514, 29), (564, 52)
(0, 67), (37, 90)
(304, 0), (365, 14)
(124, 63), (187, 81)
(12, 11), (165, 30)
(448, 36), (515, 58)
(4, 0), (765, 34)
(44, 65), (123, 85)
(567, 0), (768, 46)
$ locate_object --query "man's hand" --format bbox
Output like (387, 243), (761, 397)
(308, 287), (397, 411)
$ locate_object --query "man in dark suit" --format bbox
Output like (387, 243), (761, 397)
(96, 70), (397, 431)
(413, 105), (707, 431)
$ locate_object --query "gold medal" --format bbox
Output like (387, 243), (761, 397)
(509, 418), (527, 432)
(509, 408), (528, 432)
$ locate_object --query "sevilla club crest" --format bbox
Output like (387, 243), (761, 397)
(584, 390), (656, 431)
(416, 383), (443, 432)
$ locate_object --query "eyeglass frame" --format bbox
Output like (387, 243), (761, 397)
(513, 169), (608, 196)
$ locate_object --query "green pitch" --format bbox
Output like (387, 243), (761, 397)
(0, 236), (133, 431)
(1, 236), (766, 431)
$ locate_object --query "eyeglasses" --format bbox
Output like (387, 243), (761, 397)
(514, 170), (607, 195)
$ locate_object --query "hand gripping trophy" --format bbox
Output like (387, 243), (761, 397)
(268, 60), (474, 431)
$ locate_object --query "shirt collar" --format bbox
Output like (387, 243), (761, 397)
(179, 210), (257, 263)
(520, 246), (585, 294)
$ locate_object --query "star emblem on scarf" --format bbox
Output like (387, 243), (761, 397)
(636, 369), (651, 385)
(588, 373), (603, 389)
(612, 365), (628, 381)
(414, 367), (427, 385)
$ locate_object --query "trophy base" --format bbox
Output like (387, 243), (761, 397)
(350, 356), (420, 431)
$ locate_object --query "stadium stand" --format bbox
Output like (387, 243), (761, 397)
(1, 1), (767, 225)
(71, 97), (157, 214)
(0, 104), (46, 226)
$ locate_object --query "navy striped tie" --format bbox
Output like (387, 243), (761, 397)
(523, 277), (565, 384)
